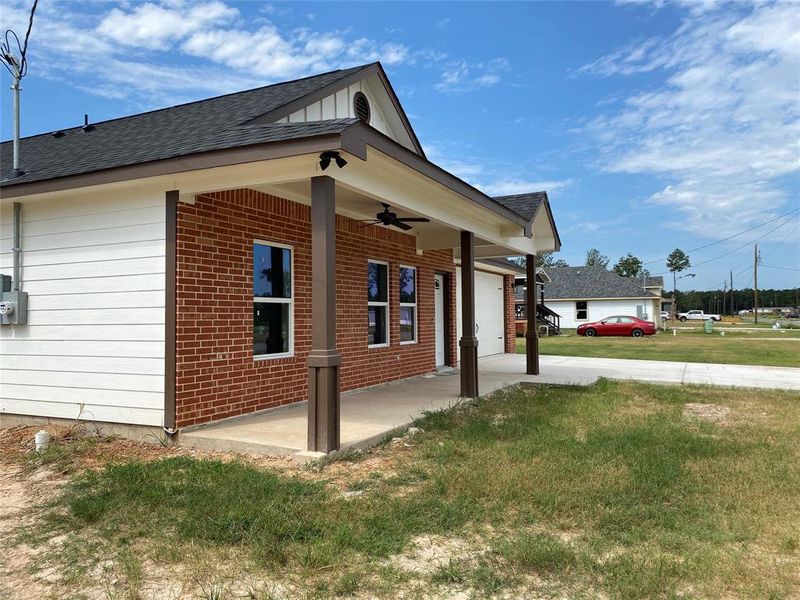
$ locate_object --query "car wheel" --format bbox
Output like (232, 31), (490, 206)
(632, 328), (643, 338)
(679, 316), (687, 322)
(585, 328), (597, 337)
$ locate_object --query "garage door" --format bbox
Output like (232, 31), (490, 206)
(456, 268), (506, 358)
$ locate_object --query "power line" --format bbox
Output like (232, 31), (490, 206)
(761, 265), (800, 273)
(689, 212), (799, 269)
(642, 206), (800, 266)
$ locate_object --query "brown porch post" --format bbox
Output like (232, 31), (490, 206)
(459, 231), (479, 397)
(525, 254), (540, 375)
(307, 176), (341, 452)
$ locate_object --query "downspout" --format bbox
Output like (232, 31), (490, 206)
(12, 202), (21, 291)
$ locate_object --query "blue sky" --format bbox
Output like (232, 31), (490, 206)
(2, 0), (798, 291)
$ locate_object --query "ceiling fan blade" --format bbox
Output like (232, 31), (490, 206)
(393, 221), (413, 231)
(396, 217), (430, 223)
(359, 220), (381, 228)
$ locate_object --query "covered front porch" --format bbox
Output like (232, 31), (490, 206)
(179, 354), (579, 458)
(165, 124), (557, 454)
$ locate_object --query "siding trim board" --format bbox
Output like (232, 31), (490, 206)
(164, 190), (178, 430)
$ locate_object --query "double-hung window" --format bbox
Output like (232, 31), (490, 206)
(368, 260), (389, 347)
(576, 301), (588, 321)
(253, 241), (293, 358)
(399, 265), (417, 344)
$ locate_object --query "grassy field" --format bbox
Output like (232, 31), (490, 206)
(517, 328), (800, 367)
(6, 381), (800, 599)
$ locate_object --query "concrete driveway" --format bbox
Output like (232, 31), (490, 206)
(502, 354), (800, 391)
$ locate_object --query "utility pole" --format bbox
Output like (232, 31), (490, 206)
(753, 243), (759, 325)
(722, 283), (726, 317)
(672, 270), (677, 320)
(730, 270), (734, 316)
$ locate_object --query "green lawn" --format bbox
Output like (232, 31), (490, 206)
(517, 328), (800, 367)
(12, 381), (800, 599)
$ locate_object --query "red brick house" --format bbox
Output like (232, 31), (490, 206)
(1, 62), (560, 452)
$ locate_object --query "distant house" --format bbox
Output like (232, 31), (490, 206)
(536, 267), (663, 329)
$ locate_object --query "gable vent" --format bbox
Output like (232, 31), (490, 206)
(353, 91), (370, 123)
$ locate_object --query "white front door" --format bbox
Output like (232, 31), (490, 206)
(434, 273), (445, 367)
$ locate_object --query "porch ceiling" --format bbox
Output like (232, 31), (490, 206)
(252, 179), (507, 254)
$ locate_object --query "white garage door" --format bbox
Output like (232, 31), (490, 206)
(456, 268), (506, 358)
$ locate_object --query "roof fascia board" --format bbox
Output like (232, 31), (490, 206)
(529, 193), (562, 252)
(0, 133), (348, 199)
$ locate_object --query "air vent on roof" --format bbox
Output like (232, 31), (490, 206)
(353, 91), (370, 123)
(52, 130), (65, 138)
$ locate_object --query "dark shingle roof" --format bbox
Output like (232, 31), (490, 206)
(645, 276), (664, 287)
(1, 65), (371, 186)
(492, 192), (546, 221)
(543, 266), (659, 300)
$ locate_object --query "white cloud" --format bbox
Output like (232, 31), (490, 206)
(578, 3), (800, 237)
(434, 58), (509, 93)
(97, 1), (237, 50)
(480, 178), (574, 197)
(0, 0), (504, 109)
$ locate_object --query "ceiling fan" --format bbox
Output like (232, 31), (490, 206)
(362, 203), (430, 231)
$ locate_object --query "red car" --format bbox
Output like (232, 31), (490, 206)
(577, 316), (656, 338)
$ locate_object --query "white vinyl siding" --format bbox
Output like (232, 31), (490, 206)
(545, 299), (655, 329)
(0, 191), (166, 427)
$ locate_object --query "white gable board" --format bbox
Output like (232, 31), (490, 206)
(278, 75), (417, 152)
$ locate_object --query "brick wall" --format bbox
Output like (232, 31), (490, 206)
(175, 188), (456, 428)
(503, 274), (517, 353)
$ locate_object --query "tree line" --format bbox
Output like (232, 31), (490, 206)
(535, 247), (797, 312)
(671, 288), (800, 314)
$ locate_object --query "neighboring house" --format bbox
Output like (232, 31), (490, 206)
(540, 267), (662, 329)
(0, 62), (560, 452)
(513, 268), (562, 335)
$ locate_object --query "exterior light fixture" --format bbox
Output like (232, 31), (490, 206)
(319, 151), (347, 171)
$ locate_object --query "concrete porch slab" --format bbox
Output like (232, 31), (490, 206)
(179, 354), (800, 459)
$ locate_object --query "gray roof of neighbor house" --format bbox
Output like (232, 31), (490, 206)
(543, 266), (660, 300)
(645, 276), (664, 287)
(493, 192), (546, 221)
(1, 65), (374, 186)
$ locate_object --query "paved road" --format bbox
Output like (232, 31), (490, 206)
(482, 354), (800, 391)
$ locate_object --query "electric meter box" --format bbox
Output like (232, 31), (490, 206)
(1, 291), (28, 325)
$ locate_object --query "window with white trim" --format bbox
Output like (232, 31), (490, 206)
(368, 260), (389, 346)
(576, 301), (588, 321)
(399, 265), (417, 343)
(253, 241), (293, 358)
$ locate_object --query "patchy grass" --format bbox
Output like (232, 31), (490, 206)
(517, 328), (800, 367)
(7, 381), (800, 599)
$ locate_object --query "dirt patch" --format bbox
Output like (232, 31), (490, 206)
(682, 403), (731, 423)
(387, 534), (482, 576)
(0, 464), (61, 600)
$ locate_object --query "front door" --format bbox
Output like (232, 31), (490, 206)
(434, 274), (445, 367)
